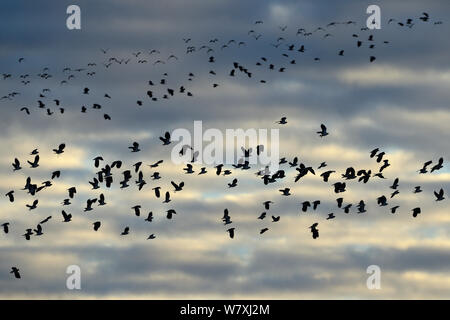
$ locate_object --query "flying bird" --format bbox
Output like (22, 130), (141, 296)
(317, 124), (329, 137)
(10, 267), (21, 279)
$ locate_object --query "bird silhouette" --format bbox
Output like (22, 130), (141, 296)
(121, 227), (130, 235)
(166, 209), (176, 219)
(10, 267), (21, 279)
(53, 143), (66, 154)
(129, 142), (140, 152)
(159, 132), (171, 145)
(62, 210), (72, 222)
(93, 221), (101, 231)
(1, 222), (10, 233)
(227, 228), (235, 239)
(431, 158), (444, 173)
(310, 223), (319, 239)
(27, 155), (39, 168)
(434, 189), (445, 201)
(5, 191), (14, 202)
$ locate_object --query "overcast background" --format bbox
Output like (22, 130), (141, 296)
(0, 0), (449, 299)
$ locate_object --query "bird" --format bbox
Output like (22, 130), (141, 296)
(129, 142), (140, 152)
(317, 124), (328, 138)
(68, 187), (77, 198)
(159, 132), (171, 145)
(93, 156), (104, 168)
(320, 170), (335, 182)
(89, 178), (100, 190)
(357, 200), (367, 213)
(84, 198), (97, 212)
(263, 201), (273, 210)
(227, 228), (235, 239)
(53, 143), (66, 154)
(390, 178), (399, 189)
(370, 148), (379, 158)
(27, 155), (40, 168)
(152, 187), (161, 198)
(23, 229), (33, 240)
(171, 181), (185, 192)
(10, 267), (21, 279)
(150, 160), (164, 168)
(276, 117), (287, 125)
(318, 162), (327, 169)
(93, 222), (101, 231)
(391, 206), (400, 214)
(418, 160), (432, 173)
(375, 152), (385, 163)
(145, 212), (154, 222)
(228, 178), (238, 188)
(12, 158), (21, 171)
(166, 209), (176, 219)
(434, 189), (445, 201)
(147, 234), (156, 240)
(431, 158), (444, 173)
(20, 107), (30, 115)
(391, 190), (400, 198)
(163, 191), (171, 203)
(62, 210), (72, 222)
(98, 194), (106, 206)
(26, 199), (38, 210)
(121, 227), (130, 235)
(272, 216), (280, 222)
(40, 216), (52, 224)
(34, 224), (44, 236)
(51, 171), (61, 179)
(132, 205), (141, 217)
(5, 191), (14, 202)
(301, 201), (311, 212)
(222, 209), (232, 225)
(380, 160), (390, 172)
(343, 204), (352, 214)
(1, 223), (10, 233)
(313, 200), (320, 210)
(377, 196), (388, 207)
(260, 228), (269, 234)
(412, 207), (421, 218)
(215, 164), (224, 175)
(327, 213), (335, 220)
(333, 182), (346, 193)
(310, 223), (319, 239)
(373, 173), (386, 179)
(279, 188), (291, 196)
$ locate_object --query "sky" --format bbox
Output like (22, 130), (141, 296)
(0, 0), (449, 299)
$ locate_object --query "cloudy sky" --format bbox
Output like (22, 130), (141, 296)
(0, 0), (449, 299)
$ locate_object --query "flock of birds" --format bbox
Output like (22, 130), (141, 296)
(1, 13), (446, 280)
(1, 12), (443, 121)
